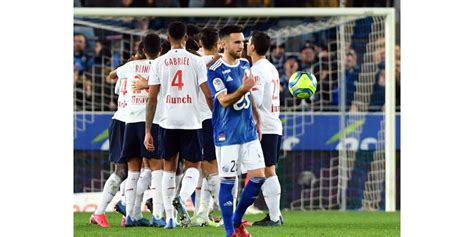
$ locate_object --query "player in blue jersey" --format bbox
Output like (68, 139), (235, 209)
(207, 25), (266, 237)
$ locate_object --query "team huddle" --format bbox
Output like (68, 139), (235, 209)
(89, 21), (283, 237)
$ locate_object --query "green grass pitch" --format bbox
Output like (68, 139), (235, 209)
(75, 211), (400, 237)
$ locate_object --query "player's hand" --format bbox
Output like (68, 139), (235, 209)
(144, 132), (154, 152)
(242, 69), (256, 92)
(132, 75), (148, 90)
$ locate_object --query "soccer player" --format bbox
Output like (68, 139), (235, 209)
(191, 27), (222, 227)
(115, 33), (162, 227)
(207, 25), (266, 237)
(144, 21), (213, 229)
(89, 65), (129, 228)
(129, 72), (168, 228)
(246, 31), (284, 226)
(112, 42), (147, 223)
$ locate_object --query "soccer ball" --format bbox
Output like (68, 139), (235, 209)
(288, 71), (318, 99)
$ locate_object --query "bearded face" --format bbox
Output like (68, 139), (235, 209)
(223, 32), (244, 60)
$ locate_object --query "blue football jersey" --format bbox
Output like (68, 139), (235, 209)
(208, 58), (257, 146)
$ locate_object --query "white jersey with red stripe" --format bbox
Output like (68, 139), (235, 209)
(112, 78), (128, 123)
(148, 48), (207, 129)
(116, 59), (159, 124)
(250, 58), (282, 135)
(198, 55), (214, 121)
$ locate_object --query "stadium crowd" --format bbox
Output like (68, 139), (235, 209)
(74, 0), (400, 112)
(74, 0), (393, 8)
(75, 30), (400, 112)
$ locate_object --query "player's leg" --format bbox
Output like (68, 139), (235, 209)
(232, 140), (266, 236)
(194, 168), (203, 214)
(90, 119), (127, 228)
(194, 164), (220, 225)
(215, 144), (240, 237)
(131, 158), (151, 226)
(145, 124), (166, 227)
(149, 158), (165, 227)
(160, 128), (180, 229)
(121, 123), (144, 226)
(193, 123), (207, 219)
(124, 157), (142, 226)
(174, 129), (202, 227)
(116, 178), (127, 217)
(202, 118), (220, 205)
(193, 118), (220, 226)
(253, 134), (283, 226)
(91, 164), (127, 227)
(175, 158), (184, 190)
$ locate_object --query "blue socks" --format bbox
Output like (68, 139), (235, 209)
(232, 177), (265, 226)
(219, 179), (235, 237)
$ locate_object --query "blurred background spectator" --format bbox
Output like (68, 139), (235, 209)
(74, 33), (94, 111)
(269, 43), (286, 76)
(299, 42), (316, 73)
(74, 33), (94, 76)
(369, 62), (386, 111)
(343, 48), (360, 109)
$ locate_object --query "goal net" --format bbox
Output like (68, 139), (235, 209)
(73, 8), (397, 211)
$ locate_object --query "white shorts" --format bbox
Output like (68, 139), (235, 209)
(215, 139), (265, 178)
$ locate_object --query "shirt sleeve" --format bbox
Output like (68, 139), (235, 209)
(116, 62), (129, 79)
(250, 70), (264, 108)
(114, 79), (121, 95)
(196, 57), (208, 86)
(207, 69), (227, 98)
(148, 58), (160, 86)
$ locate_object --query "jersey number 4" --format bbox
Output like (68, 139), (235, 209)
(171, 70), (184, 91)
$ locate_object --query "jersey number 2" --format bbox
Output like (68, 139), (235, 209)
(171, 70), (184, 91)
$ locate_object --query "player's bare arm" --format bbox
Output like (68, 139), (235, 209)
(216, 69), (255, 107)
(200, 82), (213, 110)
(132, 74), (149, 90)
(144, 84), (160, 151)
(107, 70), (118, 83)
(251, 98), (262, 141)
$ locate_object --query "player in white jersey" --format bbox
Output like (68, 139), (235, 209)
(113, 33), (164, 227)
(191, 27), (223, 227)
(113, 42), (146, 223)
(247, 31), (284, 226)
(88, 41), (150, 228)
(89, 66), (129, 228)
(144, 21), (213, 229)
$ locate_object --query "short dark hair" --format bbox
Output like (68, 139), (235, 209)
(250, 31), (271, 56)
(200, 27), (219, 50)
(219, 25), (243, 39)
(143, 33), (161, 56)
(168, 21), (187, 40)
(74, 33), (86, 39)
(161, 40), (171, 55)
(270, 43), (285, 52)
(137, 41), (145, 58)
(186, 38), (200, 51)
(187, 24), (201, 39)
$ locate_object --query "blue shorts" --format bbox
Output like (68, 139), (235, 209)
(121, 122), (162, 160)
(108, 119), (127, 164)
(160, 128), (202, 163)
(197, 119), (216, 161)
(260, 134), (282, 167)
